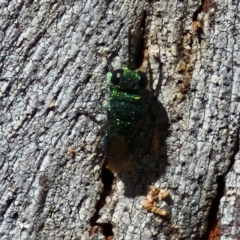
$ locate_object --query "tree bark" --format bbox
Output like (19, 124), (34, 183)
(0, 0), (239, 240)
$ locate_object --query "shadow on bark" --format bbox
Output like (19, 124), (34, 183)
(119, 90), (170, 197)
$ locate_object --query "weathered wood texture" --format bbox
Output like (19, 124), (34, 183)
(0, 0), (239, 240)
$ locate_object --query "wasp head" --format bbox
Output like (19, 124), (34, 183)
(108, 68), (147, 91)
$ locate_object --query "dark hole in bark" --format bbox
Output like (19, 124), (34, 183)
(90, 166), (114, 239)
(202, 131), (239, 239)
(201, 175), (225, 240)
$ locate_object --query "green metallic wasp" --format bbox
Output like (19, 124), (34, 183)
(106, 28), (148, 173)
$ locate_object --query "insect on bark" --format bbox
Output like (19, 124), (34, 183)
(106, 27), (148, 173)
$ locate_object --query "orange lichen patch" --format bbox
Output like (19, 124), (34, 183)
(106, 236), (114, 240)
(193, 21), (202, 32)
(151, 206), (168, 217)
(208, 221), (219, 240)
(143, 186), (159, 209)
(67, 146), (76, 158)
(160, 189), (170, 200)
(143, 187), (168, 217)
(149, 186), (160, 202)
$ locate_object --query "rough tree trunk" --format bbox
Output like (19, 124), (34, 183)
(0, 0), (239, 240)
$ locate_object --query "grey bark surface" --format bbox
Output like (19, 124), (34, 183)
(0, 0), (239, 240)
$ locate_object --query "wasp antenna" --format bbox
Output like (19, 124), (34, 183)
(133, 28), (144, 69)
(133, 10), (147, 70)
(128, 27), (132, 69)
